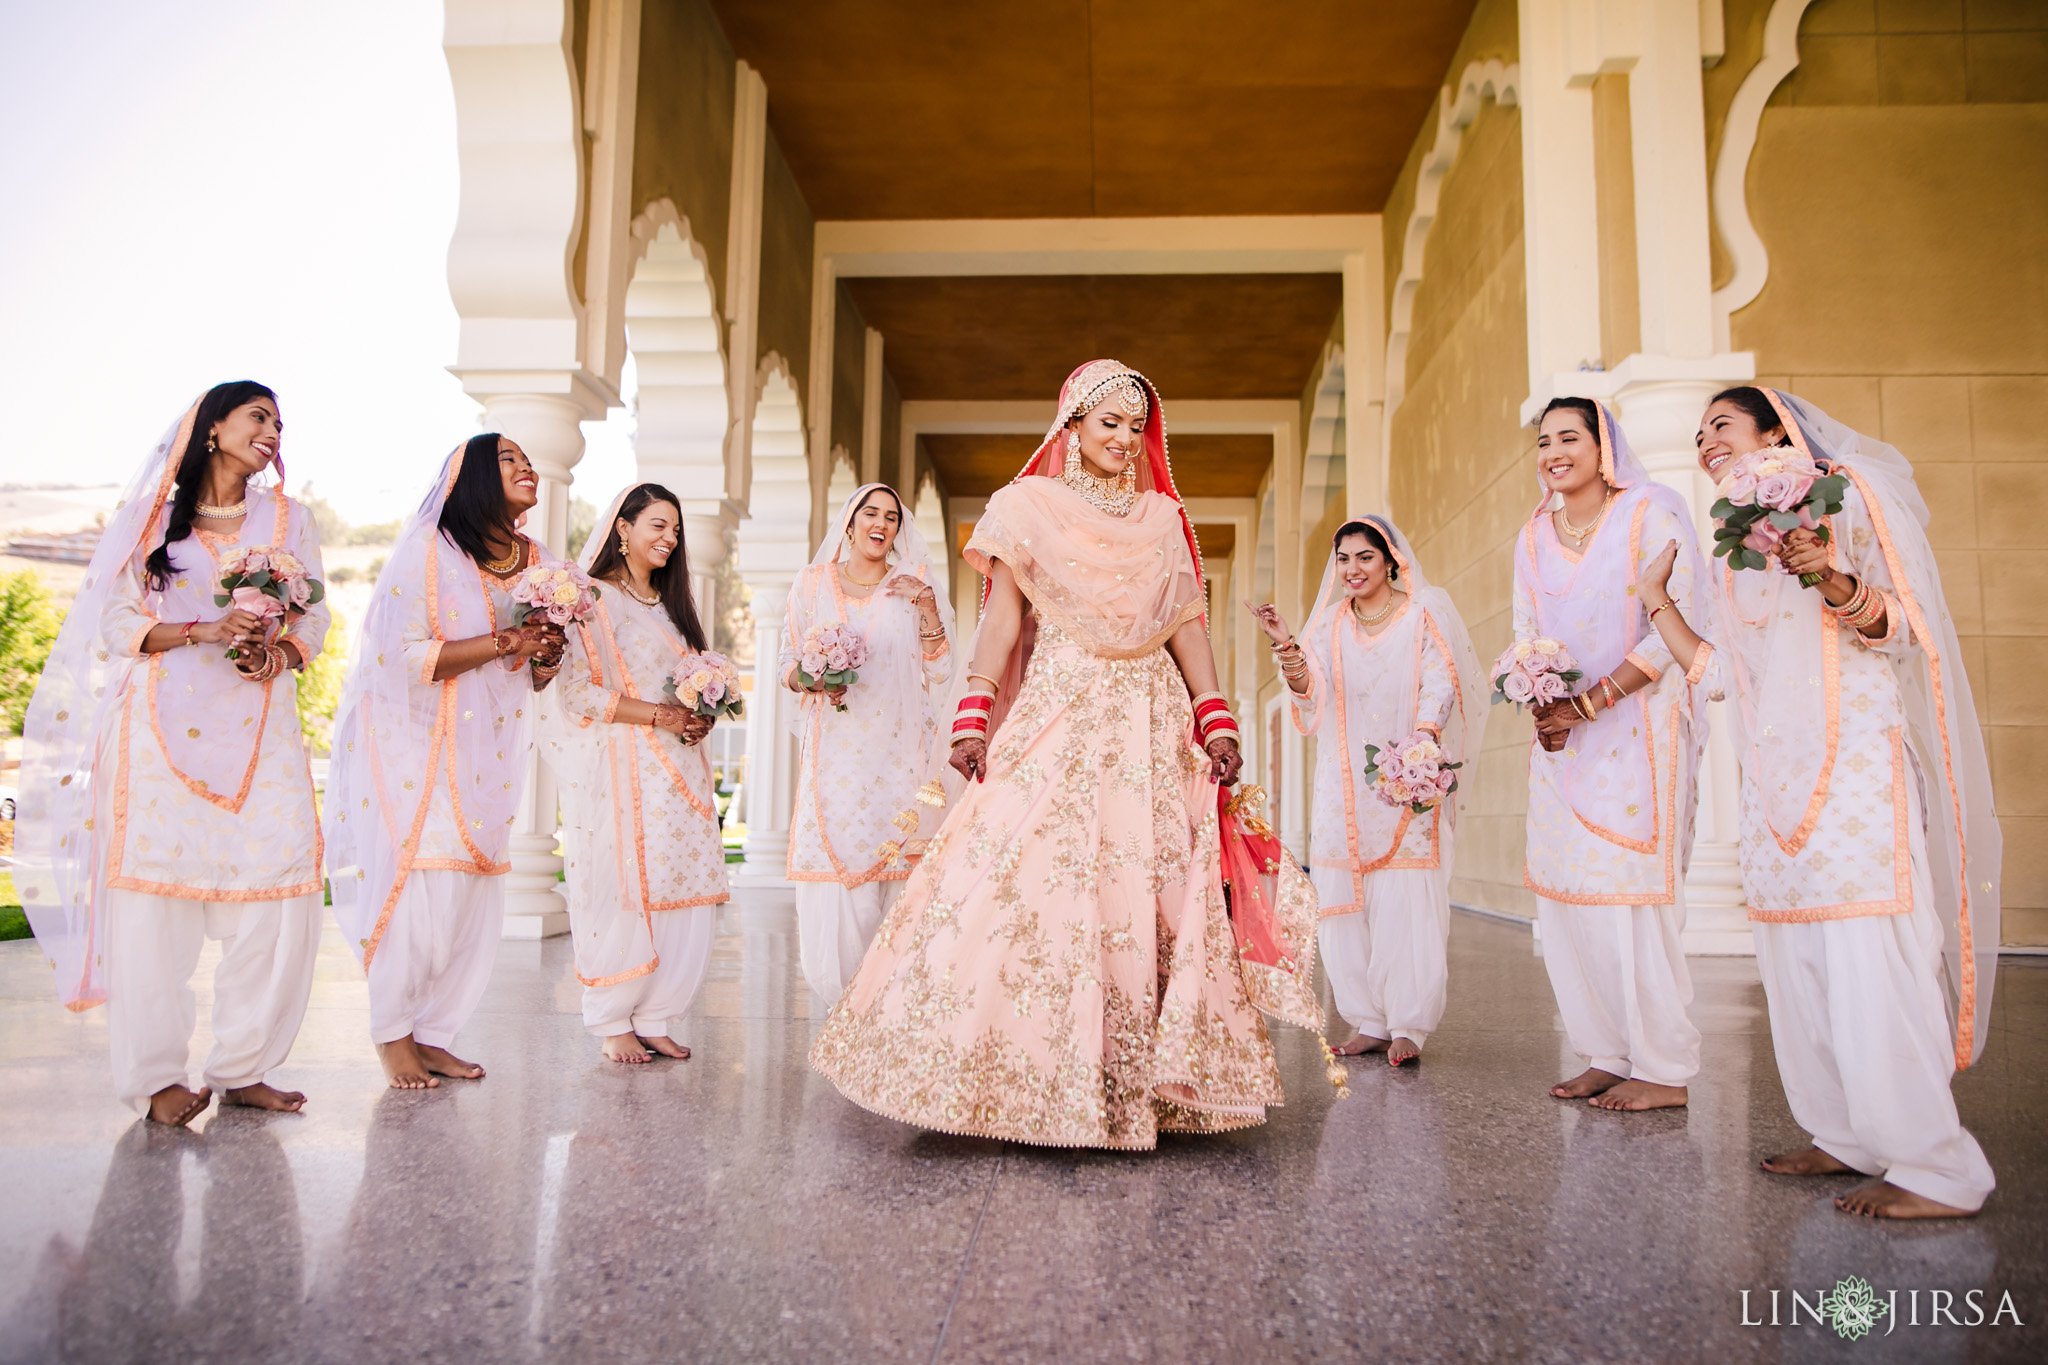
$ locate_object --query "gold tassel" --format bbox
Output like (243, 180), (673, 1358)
(1225, 783), (1277, 839)
(891, 807), (920, 835)
(914, 779), (946, 808)
(1319, 1035), (1352, 1098)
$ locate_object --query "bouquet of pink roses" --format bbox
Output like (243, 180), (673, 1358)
(665, 650), (745, 721)
(214, 545), (324, 661)
(795, 622), (870, 713)
(1490, 637), (1582, 710)
(1362, 729), (1461, 814)
(508, 561), (602, 628)
(1710, 446), (1847, 585)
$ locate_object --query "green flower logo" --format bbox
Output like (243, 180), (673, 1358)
(1819, 1276), (1889, 1341)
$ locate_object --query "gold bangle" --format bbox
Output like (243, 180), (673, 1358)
(965, 671), (1001, 693)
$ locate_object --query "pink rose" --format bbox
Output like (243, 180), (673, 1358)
(1742, 521), (1784, 556)
(1532, 671), (1569, 703)
(240, 551), (270, 574)
(1753, 470), (1813, 512)
(289, 576), (312, 605)
(827, 647), (851, 671)
(231, 585), (285, 618)
(1501, 671), (1536, 704)
(1436, 768), (1458, 793)
(701, 680), (726, 703)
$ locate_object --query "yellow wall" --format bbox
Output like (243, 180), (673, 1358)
(1386, 99), (1534, 919)
(757, 131), (814, 395)
(633, 0), (735, 306)
(1734, 0), (2048, 943)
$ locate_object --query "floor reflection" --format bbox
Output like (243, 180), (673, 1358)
(0, 903), (2041, 1363)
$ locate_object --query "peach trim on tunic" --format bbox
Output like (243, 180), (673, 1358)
(1524, 691), (1683, 906)
(104, 686), (322, 903)
(1748, 727), (1912, 923)
(787, 562), (930, 887)
(1625, 651), (1661, 682)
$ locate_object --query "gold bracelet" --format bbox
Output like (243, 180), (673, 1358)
(965, 671), (1002, 693)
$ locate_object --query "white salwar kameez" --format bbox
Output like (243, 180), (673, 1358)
(92, 485), (328, 1109)
(781, 485), (952, 1006)
(1716, 391), (1998, 1210)
(1290, 519), (1482, 1051)
(1517, 405), (1720, 1090)
(540, 589), (727, 1040)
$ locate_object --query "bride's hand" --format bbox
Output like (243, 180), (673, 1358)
(1206, 735), (1242, 786)
(949, 735), (988, 784)
(1244, 600), (1294, 647)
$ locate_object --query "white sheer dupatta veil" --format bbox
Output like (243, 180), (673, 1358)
(1734, 390), (2001, 1066)
(791, 483), (955, 865)
(1298, 514), (1489, 842)
(15, 399), (276, 1009)
(323, 445), (549, 971)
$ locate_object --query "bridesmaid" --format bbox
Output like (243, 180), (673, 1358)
(324, 433), (568, 1090)
(539, 482), (727, 1063)
(780, 483), (952, 1005)
(1517, 397), (1719, 1112)
(1248, 514), (1486, 1067)
(18, 381), (328, 1124)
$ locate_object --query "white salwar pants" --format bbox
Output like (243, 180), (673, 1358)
(1752, 888), (1995, 1212)
(1312, 865), (1451, 1048)
(104, 889), (321, 1112)
(795, 880), (903, 1007)
(583, 906), (717, 1039)
(1537, 890), (1701, 1087)
(366, 869), (503, 1049)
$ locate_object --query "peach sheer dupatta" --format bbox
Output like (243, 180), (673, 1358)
(1724, 391), (2001, 1067)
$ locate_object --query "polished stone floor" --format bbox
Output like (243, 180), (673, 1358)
(0, 894), (2042, 1364)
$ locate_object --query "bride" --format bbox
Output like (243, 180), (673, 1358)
(811, 360), (1326, 1149)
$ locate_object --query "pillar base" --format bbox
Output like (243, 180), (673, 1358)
(734, 830), (792, 890)
(501, 832), (569, 940)
(502, 906), (571, 940)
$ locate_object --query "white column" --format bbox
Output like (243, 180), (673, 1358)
(680, 510), (730, 639)
(1611, 380), (1752, 953)
(1516, 0), (1605, 388)
(859, 327), (885, 485)
(723, 61), (768, 506)
(1340, 238), (1386, 517)
(478, 389), (601, 940)
(738, 576), (796, 881)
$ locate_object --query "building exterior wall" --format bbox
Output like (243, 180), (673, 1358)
(757, 131), (813, 392)
(1732, 0), (2048, 943)
(633, 0), (735, 307)
(1386, 98), (1533, 920)
(830, 279), (867, 463)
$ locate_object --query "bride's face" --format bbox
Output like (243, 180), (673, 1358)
(1069, 395), (1145, 480)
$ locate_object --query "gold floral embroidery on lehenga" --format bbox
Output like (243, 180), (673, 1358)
(810, 609), (1310, 1149)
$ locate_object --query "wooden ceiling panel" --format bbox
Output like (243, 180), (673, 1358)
(924, 432), (1270, 500)
(1193, 523), (1236, 561)
(706, 0), (1478, 219)
(846, 275), (1340, 402)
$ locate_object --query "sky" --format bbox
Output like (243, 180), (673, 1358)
(0, 0), (637, 526)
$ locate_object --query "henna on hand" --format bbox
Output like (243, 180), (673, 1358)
(1205, 735), (1243, 786)
(949, 735), (988, 783)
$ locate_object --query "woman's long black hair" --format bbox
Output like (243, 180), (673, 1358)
(1332, 518), (1399, 581)
(438, 432), (523, 567)
(145, 379), (277, 590)
(585, 483), (707, 651)
(1536, 394), (1602, 444)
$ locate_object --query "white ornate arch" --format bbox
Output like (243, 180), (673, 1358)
(1710, 0), (1819, 349)
(735, 354), (809, 581)
(1301, 341), (1346, 531)
(913, 468), (949, 599)
(1382, 59), (1521, 449)
(624, 201), (731, 501)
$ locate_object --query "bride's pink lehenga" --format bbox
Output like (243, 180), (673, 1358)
(811, 361), (1322, 1149)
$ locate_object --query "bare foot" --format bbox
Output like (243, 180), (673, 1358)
(147, 1083), (212, 1127)
(224, 1082), (306, 1112)
(602, 1033), (651, 1064)
(1836, 1181), (1978, 1220)
(416, 1044), (485, 1080)
(1333, 1033), (1390, 1057)
(1759, 1145), (1855, 1177)
(639, 1035), (690, 1060)
(1589, 1079), (1686, 1111)
(377, 1036), (440, 1090)
(1387, 1038), (1420, 1067)
(1550, 1067), (1625, 1099)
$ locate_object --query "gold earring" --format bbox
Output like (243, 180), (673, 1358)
(1065, 431), (1080, 457)
(206, 436), (217, 454)
(618, 533), (629, 556)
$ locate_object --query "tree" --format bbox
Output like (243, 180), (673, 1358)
(567, 496), (597, 560)
(0, 571), (60, 737)
(295, 608), (348, 754)
(294, 483), (349, 546)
